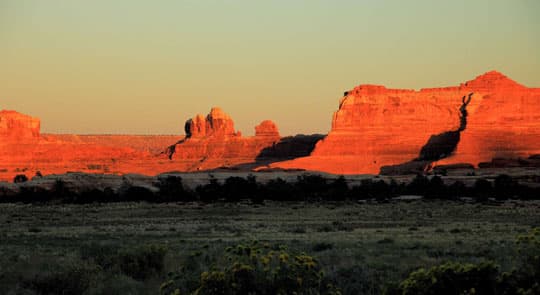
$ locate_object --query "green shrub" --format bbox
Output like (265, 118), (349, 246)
(499, 227), (540, 295)
(386, 228), (540, 295)
(161, 242), (341, 295)
(390, 261), (499, 295)
(515, 227), (540, 278)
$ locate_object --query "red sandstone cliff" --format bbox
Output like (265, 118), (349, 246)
(0, 110), (40, 139)
(2, 70), (538, 180)
(435, 71), (540, 166)
(0, 107), (294, 181)
(0, 111), (183, 181)
(270, 71), (540, 174)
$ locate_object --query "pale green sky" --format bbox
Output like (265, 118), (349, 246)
(1, 1), (539, 135)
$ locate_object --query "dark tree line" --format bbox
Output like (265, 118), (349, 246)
(1, 174), (539, 204)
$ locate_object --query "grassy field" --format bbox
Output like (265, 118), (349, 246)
(1, 200), (539, 294)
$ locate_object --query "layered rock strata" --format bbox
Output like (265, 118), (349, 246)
(271, 71), (540, 174)
(166, 108), (281, 170)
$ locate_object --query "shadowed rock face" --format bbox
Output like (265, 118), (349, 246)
(256, 134), (325, 160)
(270, 71), (540, 174)
(417, 93), (473, 161)
(380, 93), (473, 175)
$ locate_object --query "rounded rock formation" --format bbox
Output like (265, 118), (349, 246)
(185, 107), (236, 138)
(255, 120), (280, 137)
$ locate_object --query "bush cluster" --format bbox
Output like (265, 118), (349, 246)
(160, 241), (341, 295)
(386, 228), (540, 295)
(2, 173), (538, 204)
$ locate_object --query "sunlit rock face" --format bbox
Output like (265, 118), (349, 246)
(255, 120), (280, 138)
(185, 107), (238, 138)
(434, 71), (540, 167)
(0, 110), (182, 181)
(0, 107), (298, 181)
(2, 70), (538, 180)
(167, 108), (281, 169)
(0, 110), (40, 139)
(271, 71), (540, 174)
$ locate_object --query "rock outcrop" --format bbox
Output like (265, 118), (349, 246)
(434, 71), (540, 167)
(185, 107), (238, 138)
(0, 107), (316, 181)
(2, 70), (538, 180)
(0, 111), (183, 181)
(0, 110), (40, 139)
(255, 120), (280, 137)
(166, 108), (282, 170)
(270, 71), (540, 174)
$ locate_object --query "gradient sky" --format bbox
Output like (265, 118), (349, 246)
(1, 1), (539, 136)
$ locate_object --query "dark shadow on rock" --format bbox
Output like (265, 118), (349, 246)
(417, 131), (461, 161)
(380, 93), (473, 175)
(222, 134), (325, 171)
(416, 93), (472, 161)
(255, 134), (325, 161)
(187, 134), (325, 172)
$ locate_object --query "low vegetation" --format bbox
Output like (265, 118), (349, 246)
(2, 173), (539, 204)
(161, 242), (340, 295)
(386, 228), (540, 294)
(1, 200), (539, 294)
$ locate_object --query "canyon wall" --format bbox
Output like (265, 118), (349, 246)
(0, 111), (183, 181)
(0, 110), (40, 139)
(270, 71), (540, 174)
(0, 107), (291, 181)
(2, 70), (539, 180)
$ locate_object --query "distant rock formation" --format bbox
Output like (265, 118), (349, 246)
(255, 120), (280, 137)
(271, 71), (540, 174)
(185, 107), (238, 138)
(0, 106), (321, 181)
(0, 110), (40, 139)
(0, 110), (182, 181)
(2, 70), (538, 180)
(166, 108), (282, 170)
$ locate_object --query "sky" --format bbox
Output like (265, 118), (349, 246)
(1, 1), (539, 136)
